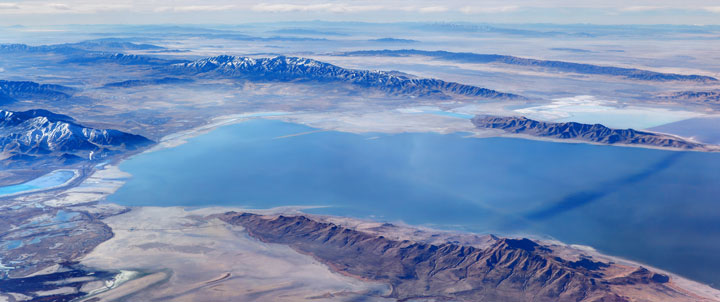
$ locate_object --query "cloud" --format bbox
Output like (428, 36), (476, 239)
(459, 5), (519, 14)
(0, 2), (133, 14)
(155, 5), (237, 12)
(417, 6), (448, 13)
(48, 3), (72, 10)
(1, 0), (720, 24)
(252, 3), (449, 14)
(0, 3), (20, 9)
(620, 6), (666, 12)
(251, 3), (384, 13)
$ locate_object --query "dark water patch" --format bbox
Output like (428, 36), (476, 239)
(0, 264), (117, 302)
(526, 152), (684, 220)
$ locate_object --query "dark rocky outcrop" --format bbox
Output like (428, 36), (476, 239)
(0, 265), (119, 302)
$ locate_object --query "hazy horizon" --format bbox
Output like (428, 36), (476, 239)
(2, 0), (720, 26)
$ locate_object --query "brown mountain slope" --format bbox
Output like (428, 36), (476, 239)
(220, 213), (713, 302)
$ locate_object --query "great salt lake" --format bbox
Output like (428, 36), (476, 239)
(107, 119), (720, 288)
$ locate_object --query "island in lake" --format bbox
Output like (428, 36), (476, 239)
(471, 115), (716, 151)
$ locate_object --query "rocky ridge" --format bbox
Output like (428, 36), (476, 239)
(341, 49), (718, 82)
(0, 80), (75, 104)
(0, 109), (153, 166)
(221, 213), (707, 302)
(658, 90), (720, 107)
(174, 55), (522, 99)
(472, 115), (711, 150)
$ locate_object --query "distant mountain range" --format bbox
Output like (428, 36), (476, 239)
(0, 109), (153, 166)
(0, 41), (180, 68)
(173, 55), (522, 99)
(62, 38), (165, 51)
(0, 43), (86, 56)
(340, 49), (718, 82)
(0, 80), (75, 104)
(0, 39), (163, 55)
(222, 213), (694, 302)
(658, 90), (720, 106)
(2, 42), (521, 99)
(472, 115), (711, 150)
(269, 28), (349, 36)
(102, 77), (194, 88)
(64, 53), (183, 66)
(369, 37), (419, 43)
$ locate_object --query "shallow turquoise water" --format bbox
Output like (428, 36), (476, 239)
(0, 170), (76, 197)
(108, 119), (720, 288)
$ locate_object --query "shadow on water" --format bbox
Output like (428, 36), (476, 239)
(525, 152), (686, 221)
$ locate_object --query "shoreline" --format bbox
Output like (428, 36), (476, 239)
(112, 108), (720, 169)
(146, 111), (294, 153)
(291, 210), (720, 298)
(0, 168), (81, 199)
(80, 206), (720, 301)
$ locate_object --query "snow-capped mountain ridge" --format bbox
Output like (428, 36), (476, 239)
(175, 55), (522, 99)
(0, 109), (153, 165)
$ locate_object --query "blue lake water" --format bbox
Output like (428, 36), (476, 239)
(0, 170), (76, 197)
(108, 119), (720, 288)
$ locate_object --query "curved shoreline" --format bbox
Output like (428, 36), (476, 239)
(0, 168), (81, 199)
(77, 206), (720, 301)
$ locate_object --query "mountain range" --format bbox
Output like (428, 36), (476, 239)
(1, 42), (522, 100)
(0, 109), (153, 166)
(472, 115), (710, 150)
(65, 53), (183, 66)
(340, 49), (718, 82)
(173, 55), (522, 99)
(0, 80), (75, 105)
(659, 90), (720, 106)
(222, 213), (699, 302)
(0, 39), (163, 55)
(102, 77), (194, 88)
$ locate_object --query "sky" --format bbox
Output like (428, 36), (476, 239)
(1, 0), (720, 26)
